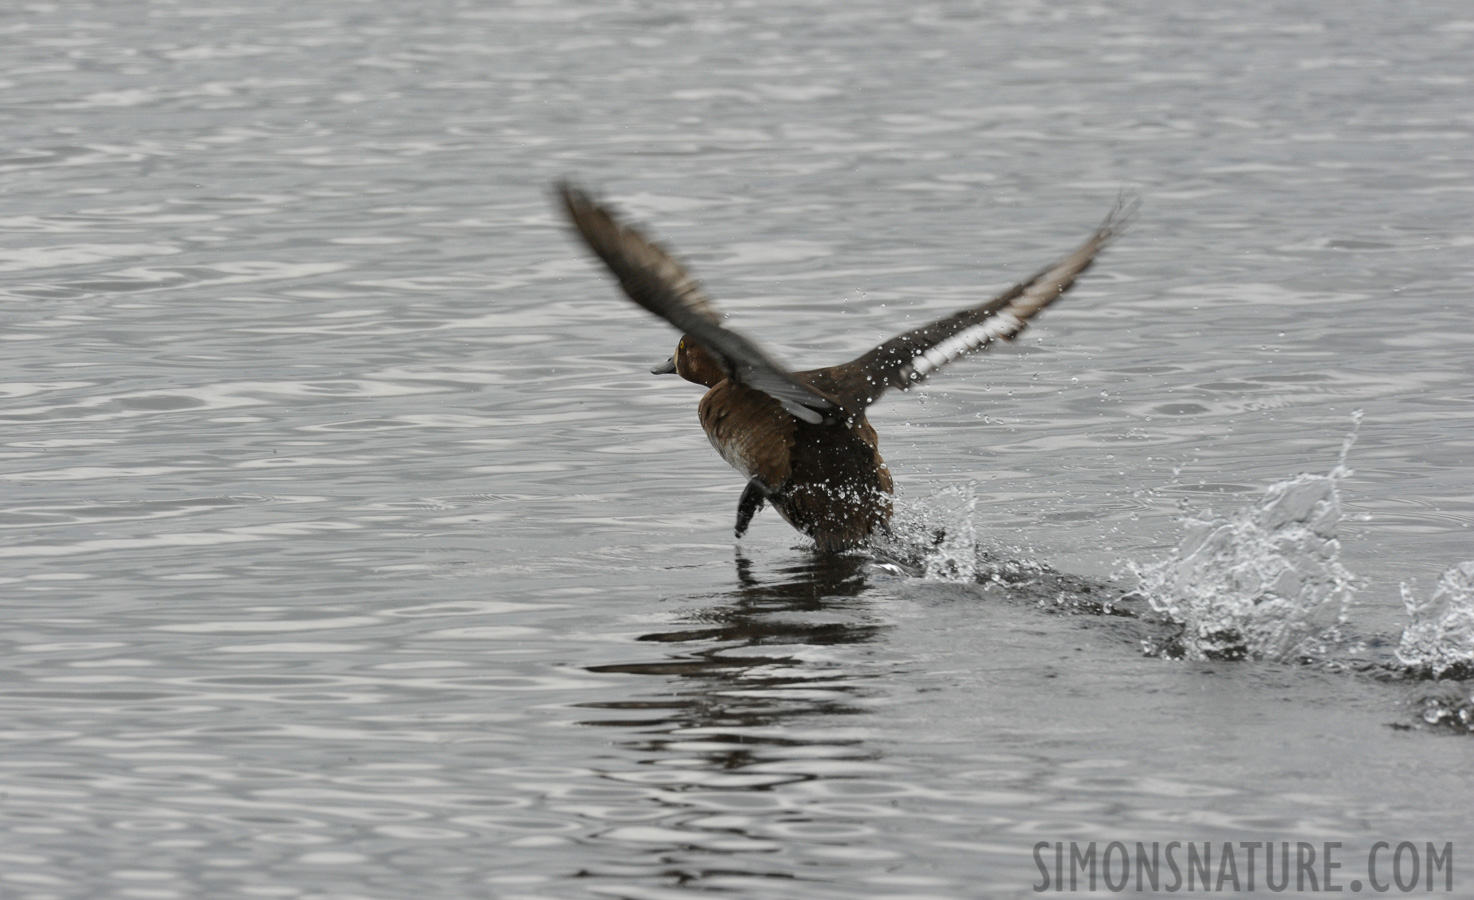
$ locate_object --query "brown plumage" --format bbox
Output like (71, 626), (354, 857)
(557, 182), (1134, 552)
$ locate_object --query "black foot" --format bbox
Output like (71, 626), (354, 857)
(735, 478), (771, 538)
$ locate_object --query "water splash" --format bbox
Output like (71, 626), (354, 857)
(1130, 419), (1361, 662)
(1392, 561), (1474, 732)
(877, 483), (980, 582)
(1397, 561), (1474, 679)
(872, 484), (1069, 593)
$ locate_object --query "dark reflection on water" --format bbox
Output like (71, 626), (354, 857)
(581, 552), (882, 736)
(645, 552), (879, 645)
(567, 552), (895, 896)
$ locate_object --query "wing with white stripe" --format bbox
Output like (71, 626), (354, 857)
(815, 197), (1137, 409)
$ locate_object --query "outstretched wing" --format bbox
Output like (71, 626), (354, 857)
(558, 182), (839, 424)
(809, 196), (1138, 410)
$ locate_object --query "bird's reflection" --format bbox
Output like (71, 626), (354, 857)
(578, 549), (885, 751)
(569, 547), (1159, 892)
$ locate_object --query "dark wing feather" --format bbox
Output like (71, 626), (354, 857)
(558, 182), (839, 424)
(814, 196), (1138, 410)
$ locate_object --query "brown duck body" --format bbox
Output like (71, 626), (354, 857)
(697, 377), (892, 552)
(558, 182), (1133, 552)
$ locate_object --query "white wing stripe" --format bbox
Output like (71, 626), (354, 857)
(907, 312), (1025, 380)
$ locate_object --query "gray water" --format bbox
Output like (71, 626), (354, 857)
(4, 1), (1474, 897)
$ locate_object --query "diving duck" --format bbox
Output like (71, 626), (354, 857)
(558, 182), (1133, 552)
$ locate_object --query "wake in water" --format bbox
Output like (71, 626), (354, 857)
(873, 412), (1474, 713)
(1125, 414), (1474, 686)
(1127, 466), (1356, 663)
(1393, 562), (1474, 732)
(870, 483), (1136, 618)
(1126, 417), (1364, 663)
(1124, 452), (1474, 731)
(1397, 561), (1474, 680)
(875, 483), (1056, 587)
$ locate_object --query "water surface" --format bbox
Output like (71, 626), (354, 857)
(3, 1), (1473, 897)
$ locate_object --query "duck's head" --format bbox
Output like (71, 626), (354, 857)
(652, 336), (725, 388)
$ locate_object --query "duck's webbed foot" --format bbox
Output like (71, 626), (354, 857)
(735, 478), (772, 539)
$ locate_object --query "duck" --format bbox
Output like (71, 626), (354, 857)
(557, 182), (1134, 552)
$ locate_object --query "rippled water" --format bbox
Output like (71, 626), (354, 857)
(4, 1), (1474, 897)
